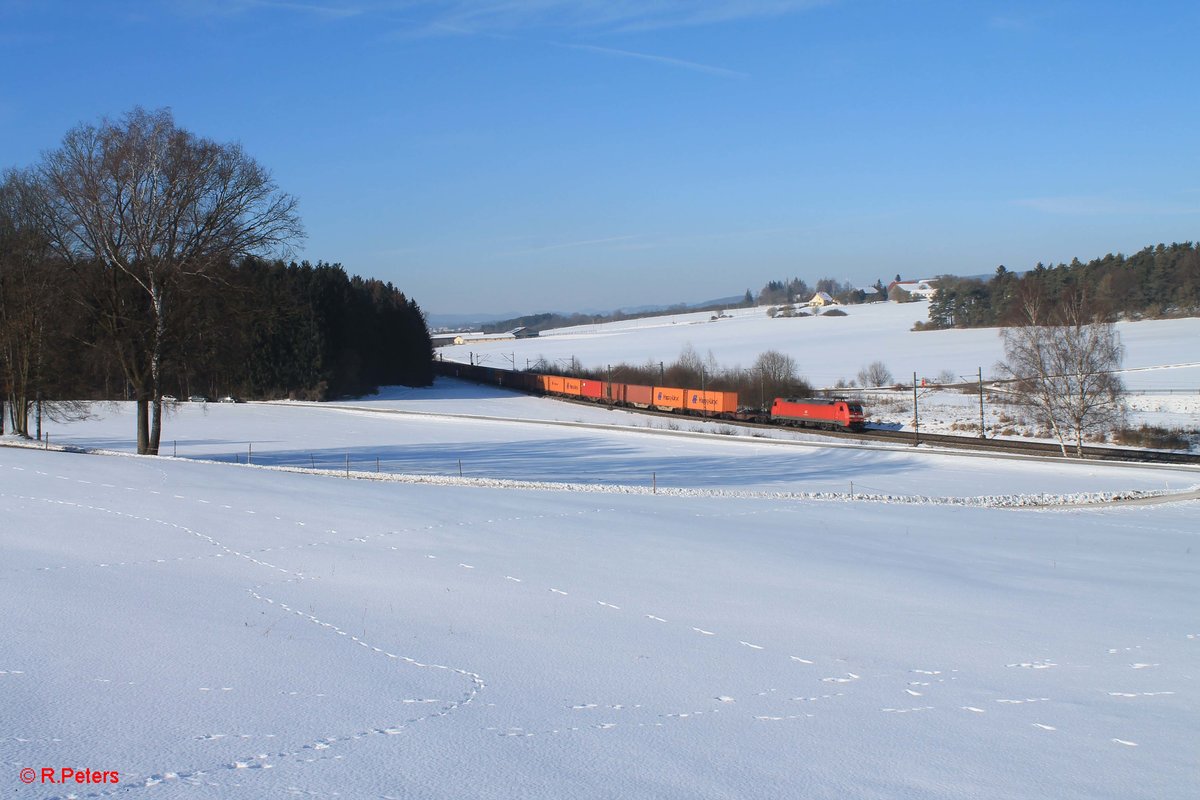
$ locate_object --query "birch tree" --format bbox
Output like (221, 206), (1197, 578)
(998, 295), (1126, 457)
(36, 108), (303, 453)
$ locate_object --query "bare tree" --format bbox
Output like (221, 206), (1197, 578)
(998, 296), (1126, 456)
(752, 350), (804, 404)
(35, 108), (303, 453)
(857, 360), (893, 387)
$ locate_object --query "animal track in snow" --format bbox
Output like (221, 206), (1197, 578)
(822, 673), (860, 683)
(995, 697), (1050, 705)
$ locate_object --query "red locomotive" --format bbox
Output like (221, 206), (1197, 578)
(770, 397), (865, 430)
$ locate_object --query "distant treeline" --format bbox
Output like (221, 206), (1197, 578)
(1, 253), (432, 409)
(922, 243), (1200, 330)
(186, 258), (434, 400)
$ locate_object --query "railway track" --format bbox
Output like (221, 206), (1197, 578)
(529, 394), (1200, 466)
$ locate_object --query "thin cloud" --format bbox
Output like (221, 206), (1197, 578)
(561, 42), (747, 78)
(252, 1), (365, 18)
(170, 0), (364, 19)
(402, 0), (832, 36)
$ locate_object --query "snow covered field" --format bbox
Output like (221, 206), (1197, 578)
(3, 387), (1199, 798)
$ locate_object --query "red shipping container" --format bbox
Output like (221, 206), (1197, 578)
(625, 383), (653, 407)
(602, 382), (626, 404)
(579, 379), (603, 400)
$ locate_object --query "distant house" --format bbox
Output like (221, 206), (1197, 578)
(887, 279), (938, 300)
(808, 291), (835, 307)
(511, 327), (540, 339)
(431, 334), (466, 347)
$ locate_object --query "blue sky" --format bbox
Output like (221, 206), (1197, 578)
(2, 1), (1197, 317)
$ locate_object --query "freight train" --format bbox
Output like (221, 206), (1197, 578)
(435, 361), (867, 431)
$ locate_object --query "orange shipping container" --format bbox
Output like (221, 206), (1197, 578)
(685, 390), (739, 414)
(543, 375), (565, 394)
(652, 386), (685, 410)
(562, 377), (582, 396)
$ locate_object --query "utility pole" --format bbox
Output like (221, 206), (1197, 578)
(978, 366), (986, 438)
(659, 362), (665, 385)
(912, 372), (919, 447)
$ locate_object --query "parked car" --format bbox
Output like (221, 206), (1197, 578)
(219, 396), (241, 403)
(189, 395), (209, 403)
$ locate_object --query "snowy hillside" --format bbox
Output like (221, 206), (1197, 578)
(440, 301), (1200, 391)
(3, 388), (1199, 799)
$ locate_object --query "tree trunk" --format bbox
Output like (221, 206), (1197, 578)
(149, 397), (162, 455)
(136, 397), (150, 454)
(13, 397), (29, 438)
(147, 283), (165, 455)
